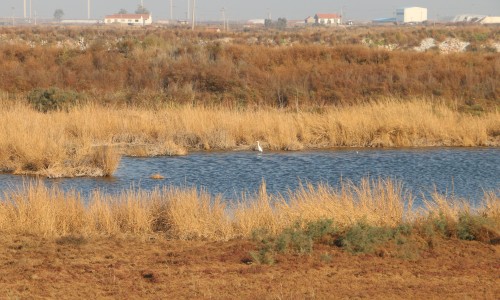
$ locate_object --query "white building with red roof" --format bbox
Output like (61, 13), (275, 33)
(314, 13), (341, 25)
(104, 14), (152, 26)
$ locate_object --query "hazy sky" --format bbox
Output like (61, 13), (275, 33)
(1, 0), (499, 21)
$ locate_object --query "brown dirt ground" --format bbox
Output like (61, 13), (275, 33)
(0, 233), (498, 299)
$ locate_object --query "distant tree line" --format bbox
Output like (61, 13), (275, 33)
(265, 18), (287, 29)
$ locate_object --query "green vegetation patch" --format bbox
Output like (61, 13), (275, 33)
(27, 87), (81, 113)
(457, 213), (498, 242)
(337, 221), (413, 254)
(250, 219), (419, 264)
(250, 219), (338, 264)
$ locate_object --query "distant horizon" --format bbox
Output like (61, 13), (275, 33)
(1, 1), (498, 22)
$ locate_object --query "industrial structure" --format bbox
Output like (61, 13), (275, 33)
(104, 13), (152, 26)
(452, 15), (500, 24)
(395, 7), (427, 23)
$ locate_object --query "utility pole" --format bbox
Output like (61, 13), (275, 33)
(88, 0), (90, 19)
(191, 0), (195, 30)
(170, 0), (173, 21)
(221, 7), (226, 31)
(24, 0), (26, 19)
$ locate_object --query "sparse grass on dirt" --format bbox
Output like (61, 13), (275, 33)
(1, 99), (499, 177)
(0, 232), (497, 299)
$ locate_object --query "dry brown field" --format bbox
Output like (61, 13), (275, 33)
(0, 233), (498, 299)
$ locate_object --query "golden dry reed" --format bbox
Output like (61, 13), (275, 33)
(0, 99), (499, 177)
(0, 179), (498, 240)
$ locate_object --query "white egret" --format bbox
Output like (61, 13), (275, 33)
(256, 141), (263, 152)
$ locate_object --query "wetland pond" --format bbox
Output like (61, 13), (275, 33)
(0, 148), (499, 205)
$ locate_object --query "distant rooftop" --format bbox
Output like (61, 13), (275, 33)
(372, 17), (396, 23)
(315, 13), (341, 19)
(104, 14), (151, 19)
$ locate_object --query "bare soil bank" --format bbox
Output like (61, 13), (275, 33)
(0, 234), (498, 299)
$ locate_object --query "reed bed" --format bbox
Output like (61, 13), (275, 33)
(0, 99), (498, 177)
(0, 179), (498, 241)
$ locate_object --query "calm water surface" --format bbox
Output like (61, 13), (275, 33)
(0, 148), (498, 204)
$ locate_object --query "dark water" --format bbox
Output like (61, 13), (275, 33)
(0, 148), (499, 204)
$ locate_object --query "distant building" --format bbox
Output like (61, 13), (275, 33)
(104, 14), (152, 26)
(289, 20), (306, 27)
(452, 15), (500, 24)
(395, 7), (427, 23)
(314, 13), (341, 25)
(452, 15), (487, 23)
(304, 16), (315, 24)
(61, 19), (101, 25)
(372, 17), (396, 24)
(479, 16), (500, 24)
(247, 19), (265, 25)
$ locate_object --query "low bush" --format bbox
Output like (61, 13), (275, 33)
(337, 221), (396, 254)
(250, 219), (417, 261)
(457, 213), (498, 242)
(27, 87), (81, 112)
(250, 219), (338, 264)
(275, 226), (313, 254)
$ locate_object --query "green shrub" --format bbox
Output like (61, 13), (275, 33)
(338, 221), (392, 254)
(249, 243), (275, 265)
(305, 219), (338, 241)
(430, 212), (455, 237)
(250, 219), (338, 263)
(275, 219), (338, 254)
(457, 213), (497, 242)
(337, 221), (412, 254)
(250, 228), (275, 265)
(27, 87), (80, 112)
(275, 227), (313, 254)
(251, 228), (271, 243)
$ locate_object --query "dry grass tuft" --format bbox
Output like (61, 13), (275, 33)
(150, 173), (164, 180)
